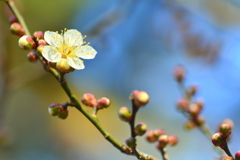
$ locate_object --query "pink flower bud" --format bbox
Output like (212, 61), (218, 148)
(58, 108), (69, 120)
(18, 35), (36, 50)
(125, 137), (136, 148)
(118, 107), (132, 122)
(154, 129), (165, 137)
(195, 99), (204, 111)
(8, 15), (18, 23)
(168, 135), (178, 146)
(219, 123), (232, 138)
(184, 120), (196, 130)
(130, 90), (149, 108)
(37, 45), (44, 54)
(10, 23), (25, 36)
(48, 103), (62, 116)
(176, 98), (189, 110)
(97, 97), (111, 109)
(187, 84), (198, 96)
(146, 130), (158, 143)
(134, 123), (147, 136)
(188, 103), (201, 117)
(212, 132), (224, 147)
(27, 51), (38, 62)
(235, 151), (240, 160)
(146, 129), (165, 143)
(158, 135), (168, 148)
(38, 39), (47, 45)
(33, 31), (44, 40)
(218, 119), (234, 131)
(196, 115), (205, 126)
(81, 93), (97, 107)
(173, 65), (185, 83)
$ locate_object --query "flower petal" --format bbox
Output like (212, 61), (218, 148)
(44, 31), (63, 47)
(42, 45), (62, 62)
(74, 45), (97, 59)
(66, 57), (85, 69)
(64, 29), (83, 47)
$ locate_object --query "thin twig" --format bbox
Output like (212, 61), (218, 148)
(128, 100), (141, 159)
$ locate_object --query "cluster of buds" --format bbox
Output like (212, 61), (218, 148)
(8, 14), (49, 64)
(9, 15), (24, 36)
(118, 90), (149, 122)
(174, 65), (205, 129)
(177, 98), (205, 130)
(81, 93), (111, 110)
(211, 120), (239, 159)
(48, 103), (69, 120)
(145, 129), (178, 150)
(120, 91), (150, 149)
(212, 120), (233, 148)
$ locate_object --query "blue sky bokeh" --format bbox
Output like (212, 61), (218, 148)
(68, 0), (240, 159)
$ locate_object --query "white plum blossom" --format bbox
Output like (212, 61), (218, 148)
(42, 29), (97, 70)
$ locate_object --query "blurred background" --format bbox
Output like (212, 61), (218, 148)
(1, 0), (240, 159)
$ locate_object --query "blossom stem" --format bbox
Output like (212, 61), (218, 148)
(128, 100), (141, 159)
(221, 139), (233, 157)
(4, 0), (158, 159)
(5, 0), (31, 37)
(55, 72), (158, 160)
